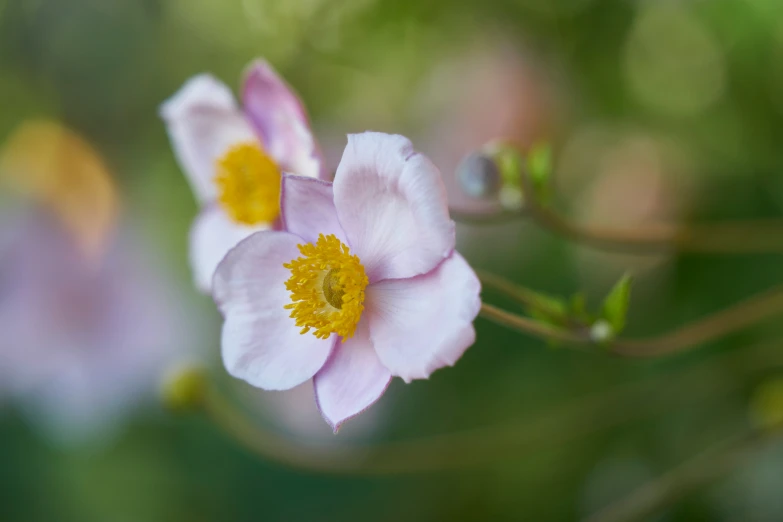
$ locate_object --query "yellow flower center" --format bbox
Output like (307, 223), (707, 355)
(283, 234), (368, 340)
(214, 142), (281, 225)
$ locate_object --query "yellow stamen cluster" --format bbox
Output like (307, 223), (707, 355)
(283, 234), (368, 340)
(214, 142), (281, 225)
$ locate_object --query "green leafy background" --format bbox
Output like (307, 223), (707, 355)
(2, 0), (783, 520)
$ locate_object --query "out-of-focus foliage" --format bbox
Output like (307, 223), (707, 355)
(2, 0), (783, 521)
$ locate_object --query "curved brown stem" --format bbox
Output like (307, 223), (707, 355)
(613, 286), (783, 357)
(584, 426), (783, 522)
(476, 270), (559, 311)
(199, 338), (783, 475)
(452, 156), (783, 254)
(479, 302), (588, 347)
(478, 276), (783, 358)
(526, 202), (783, 254)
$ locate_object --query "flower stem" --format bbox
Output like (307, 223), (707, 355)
(612, 286), (783, 357)
(583, 425), (783, 522)
(479, 302), (589, 346)
(477, 270), (563, 314)
(451, 159), (783, 254)
(197, 339), (783, 475)
(478, 276), (783, 358)
(524, 200), (783, 254)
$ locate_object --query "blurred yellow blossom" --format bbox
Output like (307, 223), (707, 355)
(0, 120), (119, 261)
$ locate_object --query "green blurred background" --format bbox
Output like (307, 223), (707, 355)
(2, 0), (783, 520)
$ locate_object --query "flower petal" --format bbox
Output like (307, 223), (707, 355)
(242, 60), (323, 179)
(213, 230), (335, 390)
(280, 174), (346, 244)
(190, 206), (267, 294)
(333, 132), (455, 282)
(313, 319), (392, 432)
(160, 74), (259, 203)
(366, 253), (481, 383)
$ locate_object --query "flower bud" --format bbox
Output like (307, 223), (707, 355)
(456, 152), (502, 198)
(161, 364), (208, 412)
(749, 377), (783, 430)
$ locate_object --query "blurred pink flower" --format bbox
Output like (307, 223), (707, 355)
(0, 211), (192, 444)
(160, 60), (323, 293)
(214, 132), (481, 432)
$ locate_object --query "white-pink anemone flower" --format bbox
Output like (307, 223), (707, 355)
(0, 212), (192, 444)
(213, 132), (482, 432)
(160, 60), (323, 293)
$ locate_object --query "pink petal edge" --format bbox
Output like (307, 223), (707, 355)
(313, 319), (393, 433)
(366, 252), (481, 383)
(333, 132), (456, 283)
(241, 60), (324, 180)
(279, 174), (347, 245)
(160, 74), (259, 204)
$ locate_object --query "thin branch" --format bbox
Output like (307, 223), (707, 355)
(477, 270), (559, 310)
(199, 338), (783, 475)
(479, 302), (588, 347)
(612, 286), (783, 357)
(526, 204), (783, 254)
(459, 159), (783, 254)
(584, 426), (783, 522)
(477, 270), (587, 331)
(477, 277), (783, 358)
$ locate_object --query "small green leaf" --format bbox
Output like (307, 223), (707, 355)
(600, 273), (633, 334)
(526, 290), (569, 328)
(526, 142), (553, 205)
(494, 145), (524, 189)
(569, 291), (592, 323)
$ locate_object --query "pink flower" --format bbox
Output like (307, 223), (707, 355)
(213, 132), (481, 432)
(160, 60), (323, 293)
(0, 212), (194, 444)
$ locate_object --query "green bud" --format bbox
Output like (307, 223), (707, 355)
(458, 140), (554, 211)
(750, 377), (783, 430)
(526, 141), (553, 205)
(161, 364), (208, 412)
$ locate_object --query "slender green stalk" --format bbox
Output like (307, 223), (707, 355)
(479, 302), (588, 346)
(450, 158), (783, 254)
(476, 270), (565, 314)
(477, 273), (783, 359)
(584, 426), (783, 522)
(200, 339), (783, 475)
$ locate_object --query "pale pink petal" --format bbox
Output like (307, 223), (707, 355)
(313, 319), (392, 432)
(160, 74), (259, 204)
(280, 174), (346, 244)
(242, 60), (323, 179)
(333, 132), (455, 283)
(213, 231), (335, 390)
(190, 206), (268, 294)
(366, 253), (481, 383)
